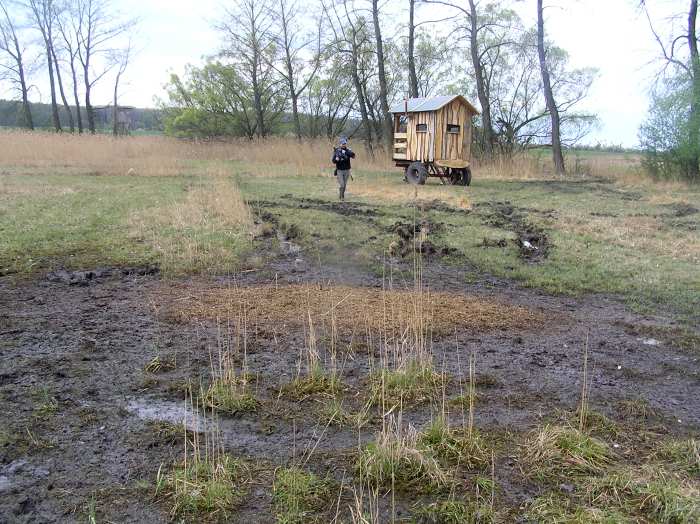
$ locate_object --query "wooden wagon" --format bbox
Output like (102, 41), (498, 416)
(390, 95), (479, 186)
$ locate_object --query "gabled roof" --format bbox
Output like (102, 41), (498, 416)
(390, 95), (479, 115)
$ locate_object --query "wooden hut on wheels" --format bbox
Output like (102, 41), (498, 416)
(390, 95), (479, 186)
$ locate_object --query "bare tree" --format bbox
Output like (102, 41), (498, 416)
(0, 0), (33, 129)
(56, 2), (82, 132)
(219, 0), (285, 138)
(322, 0), (375, 157)
(112, 39), (130, 136)
(421, 0), (513, 156)
(371, 0), (393, 153)
(271, 0), (321, 140)
(408, 0), (418, 97)
(537, 0), (565, 174)
(74, 0), (134, 133)
(26, 0), (61, 131)
(640, 0), (700, 178)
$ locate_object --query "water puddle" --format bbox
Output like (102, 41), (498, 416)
(126, 398), (209, 432)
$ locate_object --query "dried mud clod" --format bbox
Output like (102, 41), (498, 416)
(389, 220), (456, 258)
(46, 266), (159, 285)
(475, 201), (552, 262)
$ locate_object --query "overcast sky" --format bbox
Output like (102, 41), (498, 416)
(6, 0), (690, 147)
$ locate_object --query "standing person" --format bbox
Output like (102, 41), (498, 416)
(331, 136), (356, 201)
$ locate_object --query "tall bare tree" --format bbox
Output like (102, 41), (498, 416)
(371, 0), (393, 152)
(640, 0), (700, 178)
(74, 0), (133, 133)
(322, 0), (375, 157)
(271, 0), (321, 140)
(27, 0), (61, 131)
(408, 0), (418, 97)
(112, 39), (130, 136)
(421, 0), (512, 156)
(219, 0), (285, 138)
(537, 0), (565, 174)
(0, 0), (33, 129)
(56, 4), (82, 132)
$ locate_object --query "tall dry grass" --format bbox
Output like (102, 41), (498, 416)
(0, 131), (389, 176)
(0, 130), (650, 182)
(129, 176), (253, 275)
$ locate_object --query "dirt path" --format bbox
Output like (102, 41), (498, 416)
(1, 262), (698, 522)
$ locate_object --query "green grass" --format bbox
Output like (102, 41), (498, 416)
(157, 455), (248, 520)
(370, 360), (445, 406)
(420, 417), (491, 471)
(2, 159), (699, 322)
(412, 499), (497, 523)
(0, 172), (251, 276)
(272, 467), (334, 523)
(202, 380), (258, 415)
(520, 425), (612, 481)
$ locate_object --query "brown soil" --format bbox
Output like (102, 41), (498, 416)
(1, 260), (698, 522)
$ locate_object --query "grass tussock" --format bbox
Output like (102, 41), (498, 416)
(655, 439), (700, 477)
(156, 455), (249, 520)
(520, 425), (612, 480)
(318, 398), (371, 429)
(167, 283), (543, 336)
(420, 417), (491, 471)
(130, 177), (253, 276)
(272, 467), (334, 524)
(202, 379), (258, 415)
(525, 494), (627, 523)
(584, 468), (700, 523)
(412, 499), (497, 524)
(370, 359), (444, 405)
(357, 417), (451, 494)
(144, 355), (176, 373)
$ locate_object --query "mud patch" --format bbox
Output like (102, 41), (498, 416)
(663, 202), (699, 218)
(388, 220), (457, 258)
(46, 266), (159, 285)
(475, 201), (551, 262)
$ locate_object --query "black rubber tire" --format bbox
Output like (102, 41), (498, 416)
(405, 162), (428, 185)
(448, 168), (461, 185)
(462, 167), (472, 186)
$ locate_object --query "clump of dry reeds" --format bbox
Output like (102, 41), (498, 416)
(130, 177), (253, 275)
(164, 283), (543, 336)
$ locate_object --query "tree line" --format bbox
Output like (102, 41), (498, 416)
(0, 0), (134, 135)
(159, 0), (598, 174)
(2, 0), (699, 181)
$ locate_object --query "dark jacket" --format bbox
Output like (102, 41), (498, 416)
(331, 146), (355, 170)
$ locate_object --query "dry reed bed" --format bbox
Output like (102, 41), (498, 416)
(0, 130), (646, 181)
(161, 283), (544, 335)
(0, 132), (389, 176)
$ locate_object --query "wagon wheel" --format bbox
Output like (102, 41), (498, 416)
(462, 167), (472, 186)
(448, 168), (462, 185)
(405, 162), (428, 185)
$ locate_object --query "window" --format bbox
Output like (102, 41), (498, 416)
(416, 123), (428, 133)
(447, 124), (460, 134)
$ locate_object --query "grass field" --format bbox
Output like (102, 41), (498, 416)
(1, 134), (698, 320)
(1, 133), (698, 523)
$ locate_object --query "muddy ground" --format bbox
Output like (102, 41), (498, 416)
(1, 252), (699, 522)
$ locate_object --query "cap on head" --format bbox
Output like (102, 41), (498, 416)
(339, 136), (348, 145)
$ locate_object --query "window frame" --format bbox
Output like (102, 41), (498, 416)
(416, 123), (428, 133)
(446, 123), (460, 134)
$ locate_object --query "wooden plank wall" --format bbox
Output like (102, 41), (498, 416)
(406, 111), (435, 161)
(436, 99), (470, 161)
(403, 100), (475, 162)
